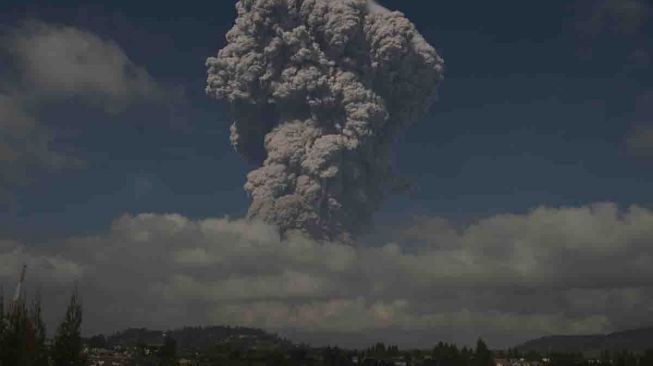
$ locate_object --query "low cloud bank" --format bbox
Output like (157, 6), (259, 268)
(2, 202), (652, 348)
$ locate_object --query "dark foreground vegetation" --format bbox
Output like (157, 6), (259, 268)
(0, 290), (83, 366)
(1, 291), (652, 366)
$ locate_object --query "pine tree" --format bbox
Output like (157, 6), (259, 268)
(0, 287), (5, 338)
(473, 338), (493, 366)
(0, 288), (5, 366)
(52, 289), (84, 366)
(1, 298), (31, 366)
(158, 333), (178, 366)
(30, 295), (49, 366)
(432, 342), (465, 366)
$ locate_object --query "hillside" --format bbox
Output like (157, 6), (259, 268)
(515, 327), (653, 355)
(88, 326), (293, 352)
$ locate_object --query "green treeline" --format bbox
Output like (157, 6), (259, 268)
(188, 338), (496, 366)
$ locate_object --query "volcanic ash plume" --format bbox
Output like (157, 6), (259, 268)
(206, 0), (444, 242)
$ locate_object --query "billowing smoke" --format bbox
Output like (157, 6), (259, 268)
(206, 0), (444, 242)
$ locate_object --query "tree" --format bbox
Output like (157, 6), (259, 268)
(525, 350), (542, 362)
(0, 288), (5, 355)
(86, 334), (107, 349)
(158, 333), (177, 366)
(1, 298), (31, 366)
(30, 295), (49, 366)
(432, 342), (464, 366)
(290, 347), (308, 364)
(0, 289), (52, 366)
(641, 349), (653, 366)
(52, 289), (84, 366)
(0, 289), (6, 366)
(473, 338), (493, 366)
(461, 346), (474, 366)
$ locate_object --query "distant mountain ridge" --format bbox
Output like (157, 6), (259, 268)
(515, 326), (653, 354)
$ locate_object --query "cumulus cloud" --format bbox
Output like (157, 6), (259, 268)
(6, 21), (162, 107)
(0, 240), (82, 286)
(0, 21), (167, 200)
(2, 202), (653, 347)
(206, 0), (444, 241)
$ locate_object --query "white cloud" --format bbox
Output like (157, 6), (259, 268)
(2, 203), (653, 347)
(0, 21), (170, 201)
(8, 21), (162, 106)
(0, 241), (82, 285)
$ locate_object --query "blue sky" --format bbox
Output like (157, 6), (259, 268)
(1, 0), (652, 347)
(1, 0), (651, 240)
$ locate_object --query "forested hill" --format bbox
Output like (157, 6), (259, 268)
(515, 327), (653, 354)
(87, 326), (294, 351)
